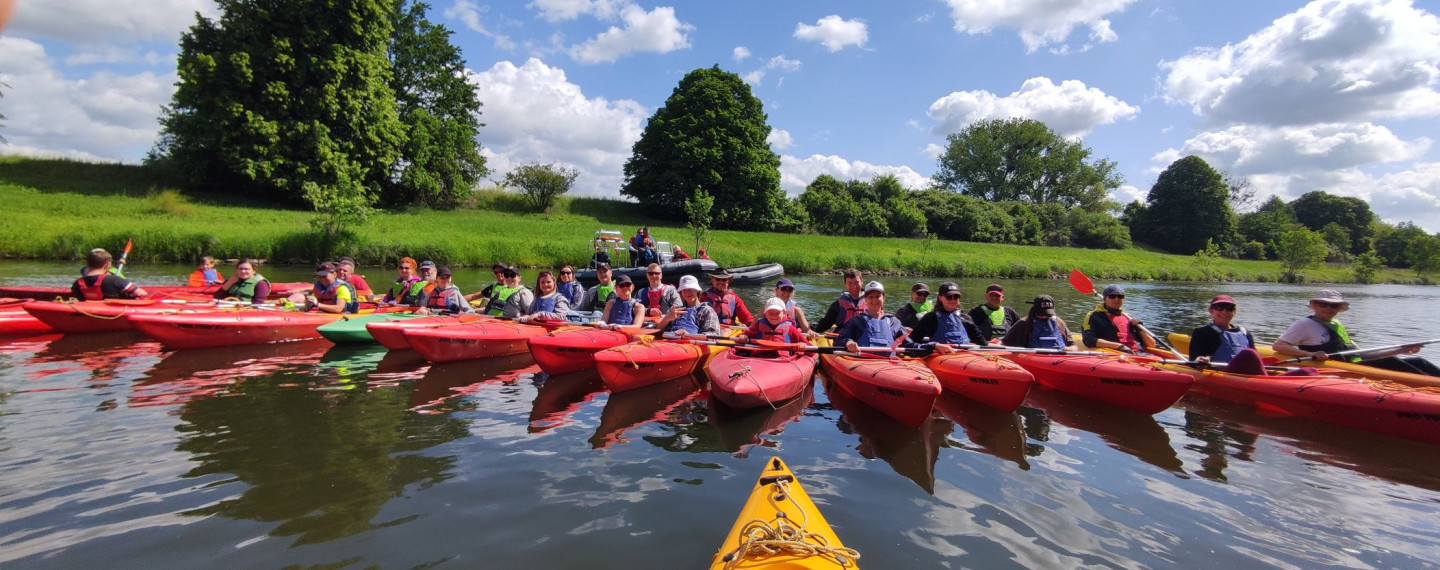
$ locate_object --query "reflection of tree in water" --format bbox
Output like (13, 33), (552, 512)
(174, 371), (470, 545)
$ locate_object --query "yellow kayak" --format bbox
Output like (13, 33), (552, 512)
(710, 457), (859, 570)
(1167, 333), (1440, 389)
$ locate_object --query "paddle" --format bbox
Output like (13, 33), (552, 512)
(1274, 337), (1440, 364)
(115, 238), (133, 276)
(1068, 268), (1178, 355)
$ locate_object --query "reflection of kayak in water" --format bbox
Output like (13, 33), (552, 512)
(934, 391), (1031, 470)
(708, 383), (814, 454)
(528, 370), (607, 434)
(825, 378), (948, 495)
(1023, 386), (1184, 474)
(589, 375), (702, 448)
(130, 339), (331, 408)
(410, 352), (538, 409)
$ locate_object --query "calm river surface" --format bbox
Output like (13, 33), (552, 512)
(2, 261), (1438, 569)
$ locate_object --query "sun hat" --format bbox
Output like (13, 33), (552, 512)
(709, 268), (734, 280)
(678, 275), (702, 292)
(1311, 290), (1348, 310)
(763, 297), (786, 314)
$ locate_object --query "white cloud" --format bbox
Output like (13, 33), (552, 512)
(732, 46), (751, 62)
(1111, 184), (1144, 204)
(470, 58), (649, 197)
(0, 37), (173, 162)
(793, 15), (868, 52)
(767, 129), (794, 150)
(1160, 0), (1440, 126)
(1156, 122), (1428, 176)
(528, 0), (622, 22)
(779, 154), (930, 195)
(741, 54), (803, 87)
(922, 143), (945, 160)
(742, 70), (765, 86)
(7, 0), (218, 43)
(63, 47), (172, 67)
(569, 4), (693, 63)
(1370, 163), (1440, 230)
(446, 0), (518, 50)
(926, 77), (1139, 137)
(938, 0), (1137, 53)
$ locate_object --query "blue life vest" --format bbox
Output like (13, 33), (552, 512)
(606, 298), (637, 325)
(1206, 323), (1252, 363)
(930, 308), (971, 345)
(531, 294), (559, 315)
(853, 314), (899, 349)
(667, 305), (702, 334)
(1029, 317), (1066, 350)
(558, 281), (583, 304)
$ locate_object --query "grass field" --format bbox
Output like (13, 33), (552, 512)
(0, 157), (1425, 284)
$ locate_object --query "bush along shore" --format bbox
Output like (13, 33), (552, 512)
(0, 157), (1427, 285)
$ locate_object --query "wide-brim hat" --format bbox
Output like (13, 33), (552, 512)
(1311, 289), (1348, 310)
(709, 269), (733, 280)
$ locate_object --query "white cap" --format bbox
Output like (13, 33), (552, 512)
(763, 297), (785, 314)
(862, 280), (885, 296)
(678, 275), (702, 292)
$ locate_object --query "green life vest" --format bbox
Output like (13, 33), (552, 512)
(908, 300), (933, 315)
(592, 284), (615, 311)
(222, 273), (267, 301)
(389, 278), (426, 305)
(485, 285), (518, 316)
(1325, 318), (1360, 362)
(984, 306), (1006, 332)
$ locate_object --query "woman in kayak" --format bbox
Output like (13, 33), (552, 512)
(307, 263), (357, 314)
(913, 282), (985, 353)
(1001, 294), (1076, 350)
(557, 265), (585, 306)
(188, 256), (224, 286)
(839, 281), (917, 354)
(496, 265), (535, 319)
(382, 257), (426, 306)
(414, 267), (473, 315)
(1187, 295), (1255, 365)
(600, 275), (645, 328)
(213, 259), (270, 304)
(516, 271), (571, 324)
(773, 278), (811, 333)
(655, 275), (720, 336)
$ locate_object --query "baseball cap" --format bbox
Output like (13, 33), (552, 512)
(502, 265), (519, 277)
(315, 262), (335, 276)
(1102, 284), (1126, 297)
(861, 281), (885, 296)
(1028, 294), (1057, 316)
(986, 284), (1004, 293)
(596, 262), (611, 271)
(1208, 294), (1236, 307)
(436, 267), (452, 277)
(775, 278), (794, 288)
(419, 260), (436, 270)
(491, 262), (507, 272)
(615, 275), (633, 286)
(763, 297), (785, 314)
(936, 282), (960, 296)
(911, 283), (930, 294)
(678, 275), (702, 292)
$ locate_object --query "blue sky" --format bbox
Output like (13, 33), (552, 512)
(3, 0), (1440, 230)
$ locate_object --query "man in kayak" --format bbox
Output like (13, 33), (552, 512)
(1001, 294), (1076, 350)
(913, 282), (984, 352)
(968, 284), (1020, 343)
(382, 257), (426, 306)
(1082, 284), (1155, 354)
(417, 260), (438, 295)
(600, 275), (644, 328)
(702, 269), (753, 326)
(414, 267), (473, 315)
(577, 263), (617, 313)
(773, 278), (811, 332)
(213, 259), (269, 304)
(654, 275), (721, 336)
(637, 263), (681, 317)
(557, 265), (585, 306)
(1272, 290), (1435, 375)
(72, 248), (147, 300)
(307, 263), (357, 314)
(336, 258), (373, 301)
(188, 256), (224, 286)
(894, 283), (932, 329)
(813, 268), (864, 333)
(840, 281), (918, 353)
(735, 297), (808, 345)
(465, 262), (510, 306)
(516, 271), (571, 324)
(491, 265), (534, 318)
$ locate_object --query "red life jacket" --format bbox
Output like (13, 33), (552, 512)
(426, 289), (451, 310)
(644, 284), (671, 308)
(75, 273), (106, 301)
(837, 292), (862, 327)
(754, 318), (802, 344)
(702, 289), (739, 325)
(1108, 312), (1137, 350)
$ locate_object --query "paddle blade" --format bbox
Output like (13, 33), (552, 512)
(753, 339), (808, 350)
(1067, 269), (1095, 295)
(122, 238), (133, 256)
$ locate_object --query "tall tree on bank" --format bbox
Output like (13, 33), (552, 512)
(154, 0), (406, 231)
(381, 0), (487, 209)
(1131, 155), (1236, 255)
(1289, 191), (1375, 255)
(932, 118), (1121, 209)
(622, 66), (786, 230)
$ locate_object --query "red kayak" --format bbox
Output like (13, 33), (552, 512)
(0, 299), (53, 336)
(528, 326), (634, 375)
(0, 282), (310, 301)
(404, 319), (546, 363)
(705, 348), (817, 409)
(820, 354), (942, 427)
(366, 314), (489, 350)
(129, 310), (346, 349)
(22, 299), (226, 333)
(924, 351), (1035, 412)
(594, 338), (725, 393)
(1003, 352), (1195, 414)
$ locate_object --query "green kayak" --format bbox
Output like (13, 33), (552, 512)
(317, 313), (423, 344)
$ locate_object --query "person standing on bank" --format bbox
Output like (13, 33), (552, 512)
(894, 283), (932, 329)
(1081, 284), (1156, 354)
(969, 284), (1020, 343)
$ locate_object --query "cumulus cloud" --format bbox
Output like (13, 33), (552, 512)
(938, 0), (1137, 53)
(927, 77), (1139, 137)
(733, 46), (751, 62)
(779, 154), (931, 195)
(794, 15), (868, 52)
(7, 0), (218, 43)
(569, 4), (693, 63)
(1370, 163), (1440, 230)
(741, 54), (803, 86)
(0, 37), (173, 162)
(446, 0), (518, 50)
(469, 58), (649, 197)
(528, 0), (622, 22)
(1155, 122), (1429, 177)
(767, 129), (794, 150)
(1160, 0), (1440, 126)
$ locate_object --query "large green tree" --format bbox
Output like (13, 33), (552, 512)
(1131, 155), (1235, 255)
(380, 0), (487, 209)
(1374, 221), (1429, 268)
(1237, 195), (1297, 258)
(1290, 191), (1375, 255)
(932, 118), (1120, 209)
(622, 65), (785, 230)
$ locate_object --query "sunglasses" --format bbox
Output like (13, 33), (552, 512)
(1314, 301), (1342, 309)
(1106, 294), (1125, 299)
(561, 271), (573, 275)
(1211, 304), (1236, 311)
(778, 286), (794, 292)
(915, 292), (930, 297)
(942, 294), (961, 301)
(647, 272), (661, 275)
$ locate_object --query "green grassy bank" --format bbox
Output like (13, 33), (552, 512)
(0, 157), (1424, 284)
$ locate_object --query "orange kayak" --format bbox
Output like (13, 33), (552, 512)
(1002, 352), (1194, 414)
(595, 338), (726, 393)
(129, 310), (346, 349)
(23, 299), (225, 333)
(820, 354), (941, 427)
(366, 314), (489, 350)
(0, 282), (311, 301)
(528, 326), (636, 375)
(924, 351), (1035, 412)
(404, 318), (546, 363)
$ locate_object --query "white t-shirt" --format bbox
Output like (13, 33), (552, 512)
(1276, 318), (1335, 348)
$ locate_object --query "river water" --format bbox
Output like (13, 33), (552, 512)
(1, 261), (1438, 569)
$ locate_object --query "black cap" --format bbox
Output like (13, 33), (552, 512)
(437, 266), (452, 277)
(491, 262), (507, 272)
(911, 283), (930, 294)
(596, 262), (610, 271)
(502, 265), (519, 277)
(615, 275), (633, 286)
(986, 284), (1004, 293)
(936, 282), (960, 296)
(315, 262), (335, 276)
(338, 256), (356, 264)
(1027, 294), (1057, 316)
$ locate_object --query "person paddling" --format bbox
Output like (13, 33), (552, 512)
(1001, 295), (1076, 350)
(702, 269), (754, 326)
(1081, 285), (1156, 354)
(637, 263), (681, 317)
(577, 263), (616, 313)
(913, 282), (985, 354)
(516, 271), (571, 323)
(600, 275), (645, 328)
(773, 278), (811, 333)
(969, 284), (1020, 343)
(188, 256), (224, 286)
(382, 257), (426, 307)
(814, 268), (863, 333)
(73, 249), (148, 300)
(213, 258), (269, 304)
(840, 281), (917, 354)
(414, 267), (472, 316)
(1272, 290), (1435, 375)
(655, 275), (721, 336)
(306, 263), (357, 314)
(894, 283), (932, 329)
(557, 265), (585, 306)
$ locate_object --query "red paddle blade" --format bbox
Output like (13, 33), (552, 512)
(1068, 269), (1095, 295)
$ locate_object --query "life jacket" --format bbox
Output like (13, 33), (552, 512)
(531, 294), (560, 315)
(75, 273), (107, 301)
(836, 291), (863, 328)
(1107, 311), (1137, 350)
(1297, 316), (1358, 361)
(558, 281), (583, 304)
(606, 297), (638, 326)
(425, 285), (459, 312)
(640, 284), (673, 310)
(589, 284), (615, 312)
(1205, 323), (1252, 363)
(851, 313), (900, 349)
(389, 276), (424, 305)
(783, 299), (800, 322)
(702, 289), (740, 325)
(637, 248), (658, 266)
(930, 308), (972, 345)
(1029, 317), (1066, 350)
(484, 285), (518, 316)
(220, 273), (268, 302)
(315, 279), (358, 313)
(981, 305), (1008, 336)
(754, 318), (802, 344)
(666, 305), (702, 334)
(190, 269), (222, 286)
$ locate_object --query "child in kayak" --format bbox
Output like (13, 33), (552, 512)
(187, 256), (224, 286)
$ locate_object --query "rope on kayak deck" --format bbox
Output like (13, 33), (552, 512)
(60, 298), (126, 320)
(719, 477), (860, 569)
(729, 363), (778, 410)
(610, 336), (665, 369)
